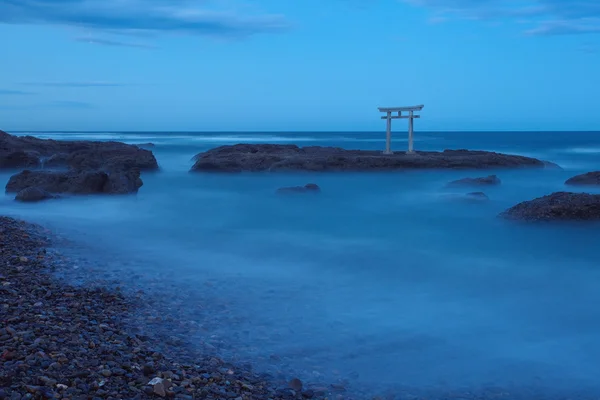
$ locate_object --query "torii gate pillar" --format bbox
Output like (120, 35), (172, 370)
(378, 105), (424, 154)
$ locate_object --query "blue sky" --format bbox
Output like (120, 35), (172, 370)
(0, 0), (599, 131)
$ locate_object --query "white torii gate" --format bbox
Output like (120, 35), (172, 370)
(377, 105), (424, 154)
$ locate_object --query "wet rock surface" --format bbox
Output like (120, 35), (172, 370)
(190, 144), (557, 172)
(276, 183), (321, 194)
(499, 192), (600, 221)
(565, 171), (600, 186)
(14, 186), (56, 202)
(6, 169), (143, 195)
(1, 130), (155, 200)
(0, 130), (158, 172)
(447, 175), (501, 187)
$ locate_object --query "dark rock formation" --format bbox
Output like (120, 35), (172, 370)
(447, 175), (501, 187)
(565, 171), (600, 186)
(190, 144), (558, 172)
(1, 130), (155, 200)
(0, 129), (158, 171)
(499, 192), (600, 221)
(137, 142), (156, 149)
(14, 187), (56, 202)
(276, 183), (321, 194)
(43, 153), (69, 168)
(6, 170), (143, 195)
(0, 150), (42, 169)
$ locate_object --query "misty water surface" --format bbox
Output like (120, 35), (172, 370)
(2, 131), (600, 397)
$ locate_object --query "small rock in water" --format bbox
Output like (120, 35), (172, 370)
(465, 192), (489, 201)
(447, 175), (501, 187)
(276, 183), (321, 194)
(565, 171), (600, 186)
(19, 256), (28, 263)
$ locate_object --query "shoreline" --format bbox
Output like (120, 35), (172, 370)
(0, 216), (333, 400)
(3, 217), (600, 399)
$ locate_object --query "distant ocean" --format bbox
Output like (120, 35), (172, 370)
(3, 130), (600, 398)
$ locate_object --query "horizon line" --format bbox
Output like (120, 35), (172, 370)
(7, 129), (600, 134)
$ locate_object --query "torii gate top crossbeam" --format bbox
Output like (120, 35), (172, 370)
(378, 105), (424, 113)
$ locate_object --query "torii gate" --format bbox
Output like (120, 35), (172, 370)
(377, 105), (424, 154)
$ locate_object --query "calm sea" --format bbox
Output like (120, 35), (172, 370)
(2, 130), (600, 398)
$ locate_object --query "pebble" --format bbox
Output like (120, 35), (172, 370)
(289, 378), (303, 391)
(153, 382), (166, 397)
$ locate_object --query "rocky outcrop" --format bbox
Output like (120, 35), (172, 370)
(1, 130), (156, 201)
(0, 130), (158, 172)
(15, 187), (56, 202)
(6, 169), (143, 196)
(276, 183), (321, 194)
(190, 144), (558, 172)
(0, 150), (41, 169)
(565, 171), (600, 186)
(447, 175), (501, 187)
(499, 192), (600, 221)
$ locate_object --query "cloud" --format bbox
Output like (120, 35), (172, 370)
(74, 37), (157, 49)
(0, 100), (94, 110)
(0, 0), (290, 39)
(404, 0), (600, 36)
(47, 100), (93, 109)
(0, 89), (35, 95)
(22, 81), (127, 87)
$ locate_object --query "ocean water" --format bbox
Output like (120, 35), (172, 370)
(2, 130), (600, 398)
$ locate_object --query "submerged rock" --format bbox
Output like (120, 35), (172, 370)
(565, 171), (600, 186)
(447, 175), (501, 187)
(442, 191), (490, 203)
(190, 144), (558, 172)
(6, 169), (143, 195)
(14, 187), (56, 202)
(499, 192), (600, 221)
(276, 183), (321, 194)
(466, 191), (490, 201)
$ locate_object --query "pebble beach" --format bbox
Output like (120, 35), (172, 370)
(0, 216), (334, 400)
